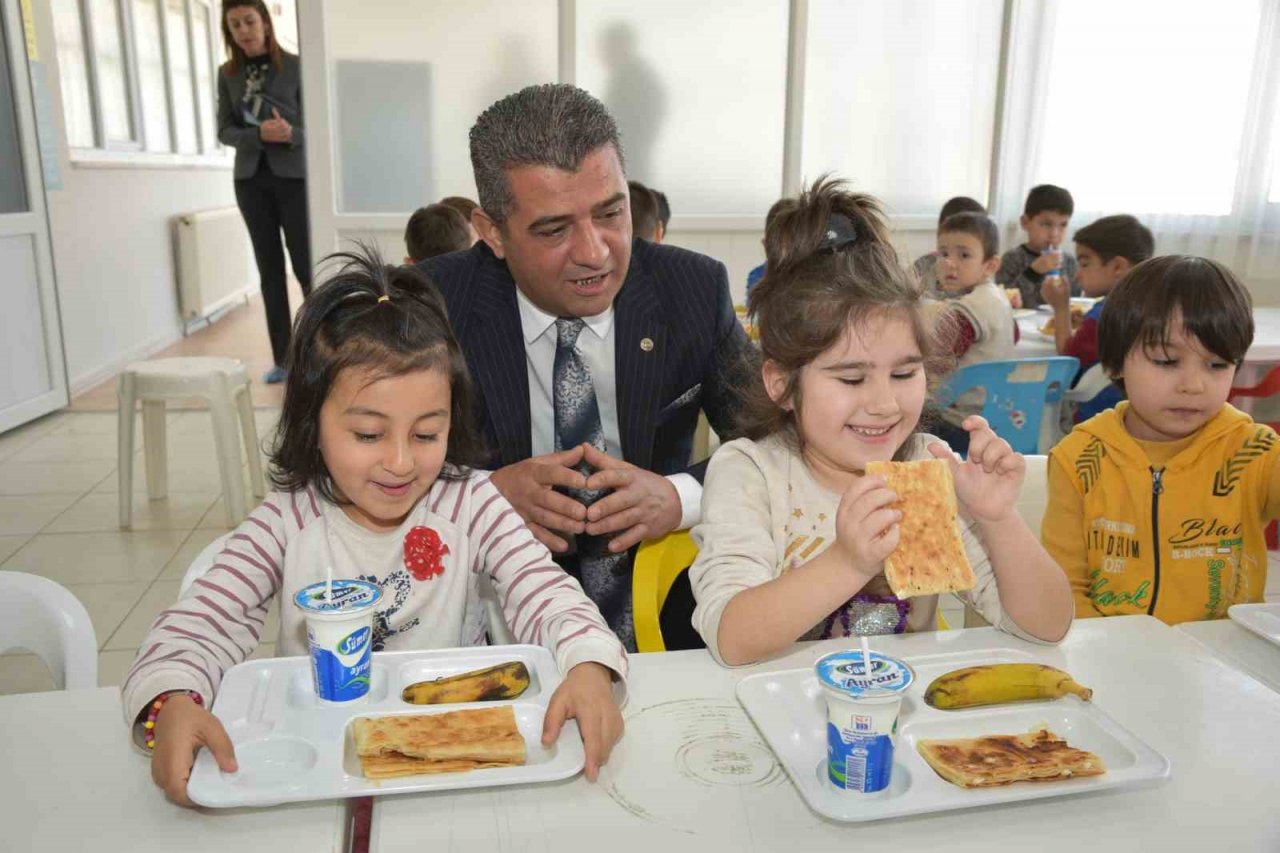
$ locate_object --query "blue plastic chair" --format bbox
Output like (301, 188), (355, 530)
(936, 357), (1080, 454)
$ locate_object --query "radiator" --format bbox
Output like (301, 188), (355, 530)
(173, 207), (256, 323)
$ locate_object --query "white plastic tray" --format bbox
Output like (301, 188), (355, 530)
(188, 644), (582, 808)
(1228, 603), (1280, 647)
(736, 648), (1170, 822)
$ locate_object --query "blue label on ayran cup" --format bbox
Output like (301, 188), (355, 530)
(307, 622), (372, 702)
(827, 724), (895, 792)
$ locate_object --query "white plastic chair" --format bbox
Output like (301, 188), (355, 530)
(117, 357), (266, 530)
(181, 533), (519, 646)
(0, 573), (98, 690)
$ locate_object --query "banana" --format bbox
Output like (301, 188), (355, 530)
(401, 661), (531, 705)
(923, 663), (1092, 710)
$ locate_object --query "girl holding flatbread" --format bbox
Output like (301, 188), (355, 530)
(688, 178), (1073, 666)
(123, 249), (627, 805)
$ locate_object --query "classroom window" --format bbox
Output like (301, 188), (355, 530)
(802, 0), (1004, 217)
(1034, 0), (1261, 217)
(131, 0), (170, 152)
(52, 0), (223, 159)
(575, 0), (790, 216)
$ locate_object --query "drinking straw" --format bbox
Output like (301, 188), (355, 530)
(325, 563), (333, 602)
(860, 634), (872, 678)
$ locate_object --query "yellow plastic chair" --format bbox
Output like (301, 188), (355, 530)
(632, 531), (699, 652)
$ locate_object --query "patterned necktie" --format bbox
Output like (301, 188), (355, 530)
(552, 318), (635, 651)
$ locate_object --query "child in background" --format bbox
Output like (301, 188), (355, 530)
(125, 250), (626, 806)
(912, 196), (987, 298)
(746, 197), (799, 295)
(997, 184), (1078, 308)
(439, 195), (480, 245)
(651, 188), (670, 243)
(404, 203), (473, 263)
(1042, 214), (1154, 421)
(1043, 255), (1280, 624)
(935, 212), (1016, 367)
(628, 180), (661, 242)
(689, 177), (1073, 667)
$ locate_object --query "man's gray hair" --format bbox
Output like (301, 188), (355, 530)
(469, 84), (626, 224)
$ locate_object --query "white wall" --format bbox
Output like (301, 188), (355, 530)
(31, 0), (245, 393)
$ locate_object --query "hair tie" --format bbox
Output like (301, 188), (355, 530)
(377, 295), (390, 304)
(819, 213), (858, 253)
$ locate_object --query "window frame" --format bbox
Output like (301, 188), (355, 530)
(61, 0), (230, 167)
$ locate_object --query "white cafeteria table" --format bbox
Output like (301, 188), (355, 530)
(370, 615), (1280, 853)
(1177, 617), (1280, 694)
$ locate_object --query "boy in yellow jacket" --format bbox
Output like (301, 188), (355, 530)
(1043, 255), (1280, 624)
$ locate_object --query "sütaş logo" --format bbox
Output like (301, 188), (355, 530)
(338, 625), (371, 657)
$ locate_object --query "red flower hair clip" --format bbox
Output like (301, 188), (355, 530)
(404, 526), (449, 580)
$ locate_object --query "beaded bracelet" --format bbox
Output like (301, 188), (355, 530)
(143, 690), (204, 750)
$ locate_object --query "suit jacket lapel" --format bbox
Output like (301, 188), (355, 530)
(614, 253), (666, 471)
(468, 256), (532, 468)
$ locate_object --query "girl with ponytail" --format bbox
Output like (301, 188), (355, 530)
(689, 178), (1073, 666)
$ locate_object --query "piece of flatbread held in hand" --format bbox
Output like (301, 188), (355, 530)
(352, 705), (526, 779)
(864, 458), (976, 598)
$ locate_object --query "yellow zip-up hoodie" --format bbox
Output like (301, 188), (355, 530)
(1044, 403), (1279, 624)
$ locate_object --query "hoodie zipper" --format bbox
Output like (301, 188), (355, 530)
(1147, 467), (1164, 616)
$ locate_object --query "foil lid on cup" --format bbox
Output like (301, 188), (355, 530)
(293, 579), (381, 614)
(815, 650), (914, 699)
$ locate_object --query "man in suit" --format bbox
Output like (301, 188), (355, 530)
(419, 84), (755, 651)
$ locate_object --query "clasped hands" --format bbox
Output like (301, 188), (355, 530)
(258, 107), (292, 144)
(490, 444), (682, 554)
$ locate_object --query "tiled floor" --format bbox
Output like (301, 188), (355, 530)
(0, 407), (282, 694)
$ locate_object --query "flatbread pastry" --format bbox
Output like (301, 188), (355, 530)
(917, 727), (1106, 788)
(864, 458), (975, 597)
(352, 706), (526, 779)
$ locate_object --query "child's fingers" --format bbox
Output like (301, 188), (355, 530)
(961, 415), (990, 433)
(926, 440), (958, 460)
(152, 743), (196, 807)
(846, 485), (897, 523)
(860, 507), (901, 540)
(541, 693), (568, 748)
(200, 718), (239, 773)
(581, 709), (605, 782)
(872, 522), (901, 560)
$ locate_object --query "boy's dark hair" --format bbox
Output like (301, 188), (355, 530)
(938, 195), (985, 226)
(1097, 255), (1253, 391)
(470, 84), (624, 224)
(742, 176), (951, 449)
(269, 246), (487, 504)
(939, 211), (999, 260)
(1073, 214), (1154, 264)
(628, 180), (660, 241)
(1023, 184), (1074, 218)
(404, 204), (472, 261)
(438, 196), (478, 223)
(652, 189), (671, 228)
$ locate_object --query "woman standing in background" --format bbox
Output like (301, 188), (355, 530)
(218, 0), (309, 384)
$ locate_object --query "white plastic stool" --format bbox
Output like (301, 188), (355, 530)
(117, 357), (266, 529)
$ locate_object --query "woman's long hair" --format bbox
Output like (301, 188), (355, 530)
(220, 0), (283, 73)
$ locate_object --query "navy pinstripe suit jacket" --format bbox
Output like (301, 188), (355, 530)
(419, 239), (754, 482)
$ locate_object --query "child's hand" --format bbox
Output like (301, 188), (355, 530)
(1040, 275), (1069, 309)
(150, 693), (237, 807)
(928, 416), (1024, 523)
(1030, 249), (1062, 275)
(833, 474), (902, 578)
(542, 662), (623, 782)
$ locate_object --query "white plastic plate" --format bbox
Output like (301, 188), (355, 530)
(1228, 603), (1280, 648)
(736, 648), (1170, 822)
(188, 644), (582, 808)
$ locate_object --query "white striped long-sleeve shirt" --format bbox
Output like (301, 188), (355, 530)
(122, 470), (628, 728)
